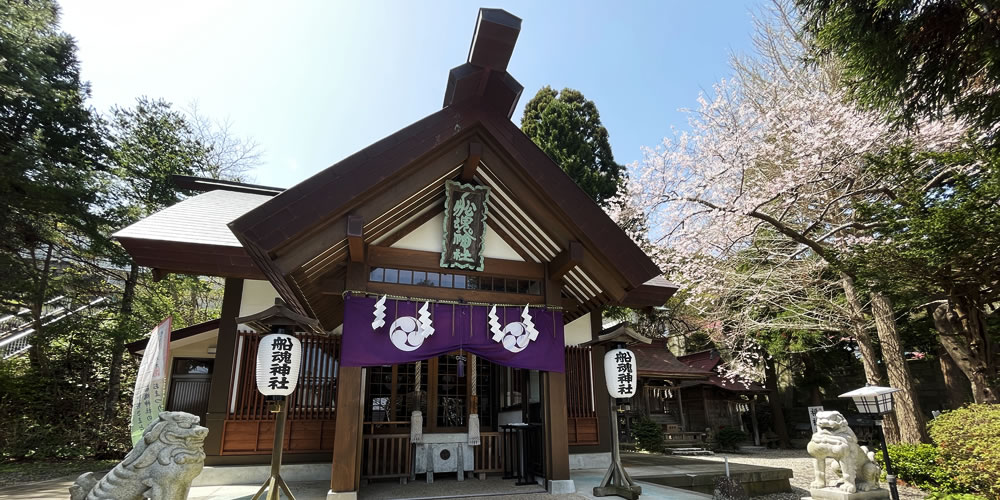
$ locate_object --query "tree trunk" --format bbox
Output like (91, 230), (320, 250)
(763, 357), (791, 448)
(841, 273), (885, 385)
(103, 261), (140, 422)
(871, 292), (928, 443)
(936, 344), (969, 409)
(932, 300), (999, 404)
(802, 354), (823, 406)
(28, 244), (55, 377)
(841, 273), (901, 442)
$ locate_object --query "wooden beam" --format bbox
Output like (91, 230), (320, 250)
(318, 277), (346, 295)
(368, 245), (544, 279)
(347, 215), (364, 263)
(367, 282), (544, 305)
(548, 241), (583, 281)
(460, 142), (483, 181)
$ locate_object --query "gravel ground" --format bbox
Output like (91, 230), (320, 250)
(696, 449), (926, 500)
(0, 459), (117, 487)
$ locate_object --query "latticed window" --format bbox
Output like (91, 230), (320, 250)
(436, 354), (467, 427)
(394, 360), (427, 421)
(476, 358), (501, 428)
(365, 366), (394, 423)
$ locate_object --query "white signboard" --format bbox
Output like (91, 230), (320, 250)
(808, 405), (824, 433)
(131, 317), (171, 445)
(256, 333), (302, 397)
(604, 348), (637, 398)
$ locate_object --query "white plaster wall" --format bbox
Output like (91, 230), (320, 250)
(390, 213), (524, 261)
(564, 313), (592, 346)
(170, 332), (218, 359)
(239, 279), (280, 318)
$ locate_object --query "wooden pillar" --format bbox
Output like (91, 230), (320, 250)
(702, 387), (711, 431)
(203, 277), (244, 457)
(330, 366), (364, 493)
(590, 345), (612, 452)
(750, 397), (760, 446)
(589, 311), (612, 452)
(331, 258), (368, 495)
(677, 386), (686, 431)
(543, 370), (570, 481)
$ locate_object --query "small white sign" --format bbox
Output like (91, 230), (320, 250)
(604, 348), (637, 398)
(808, 405), (824, 433)
(256, 333), (302, 397)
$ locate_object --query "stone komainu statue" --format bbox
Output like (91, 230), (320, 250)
(806, 410), (881, 493)
(70, 411), (208, 500)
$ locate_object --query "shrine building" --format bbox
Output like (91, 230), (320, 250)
(116, 9), (677, 498)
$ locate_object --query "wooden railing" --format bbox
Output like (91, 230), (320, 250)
(362, 433), (412, 480)
(565, 346), (599, 445)
(228, 331), (340, 421)
(220, 332), (340, 455)
(474, 432), (503, 473)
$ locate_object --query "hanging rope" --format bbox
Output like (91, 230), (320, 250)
(411, 360), (423, 444)
(468, 354), (480, 446)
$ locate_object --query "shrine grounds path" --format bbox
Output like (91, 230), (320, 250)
(696, 449), (926, 500)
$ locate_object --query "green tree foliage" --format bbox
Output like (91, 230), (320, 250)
(714, 427), (748, 451)
(631, 414), (665, 453)
(0, 3), (254, 460)
(928, 404), (1000, 497)
(0, 0), (108, 375)
(876, 443), (961, 494)
(521, 86), (624, 205)
(797, 0), (1000, 144)
(850, 142), (1000, 402)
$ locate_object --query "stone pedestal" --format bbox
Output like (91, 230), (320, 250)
(806, 487), (890, 500)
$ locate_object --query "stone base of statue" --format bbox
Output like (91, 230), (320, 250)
(806, 487), (890, 500)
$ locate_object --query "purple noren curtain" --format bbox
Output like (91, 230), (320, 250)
(341, 294), (565, 372)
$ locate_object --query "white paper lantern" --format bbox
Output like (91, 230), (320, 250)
(255, 333), (302, 397)
(604, 348), (637, 398)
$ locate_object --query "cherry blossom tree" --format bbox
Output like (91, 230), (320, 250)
(612, 2), (968, 443)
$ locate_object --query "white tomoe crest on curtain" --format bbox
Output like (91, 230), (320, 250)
(374, 297), (435, 352)
(387, 302), (434, 352)
(604, 348), (637, 398)
(490, 305), (541, 354)
(255, 333), (302, 397)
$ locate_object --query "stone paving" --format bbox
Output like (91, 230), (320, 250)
(0, 469), (709, 500)
(0, 453), (790, 499)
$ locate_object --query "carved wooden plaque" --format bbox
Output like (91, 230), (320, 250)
(441, 180), (491, 271)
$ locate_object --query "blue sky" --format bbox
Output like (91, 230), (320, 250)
(60, 0), (764, 188)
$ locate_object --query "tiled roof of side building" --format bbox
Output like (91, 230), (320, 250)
(113, 190), (273, 247)
(677, 349), (723, 372)
(633, 340), (714, 379)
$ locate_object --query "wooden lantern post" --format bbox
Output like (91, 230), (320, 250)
(236, 299), (323, 500)
(582, 324), (651, 500)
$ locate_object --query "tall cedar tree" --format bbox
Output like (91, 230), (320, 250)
(797, 0), (1000, 145)
(521, 87), (625, 205)
(0, 0), (107, 372)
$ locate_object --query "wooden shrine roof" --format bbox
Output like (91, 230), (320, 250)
(113, 189), (276, 279)
(111, 9), (678, 328)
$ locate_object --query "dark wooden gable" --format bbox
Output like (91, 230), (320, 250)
(228, 9), (674, 329)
